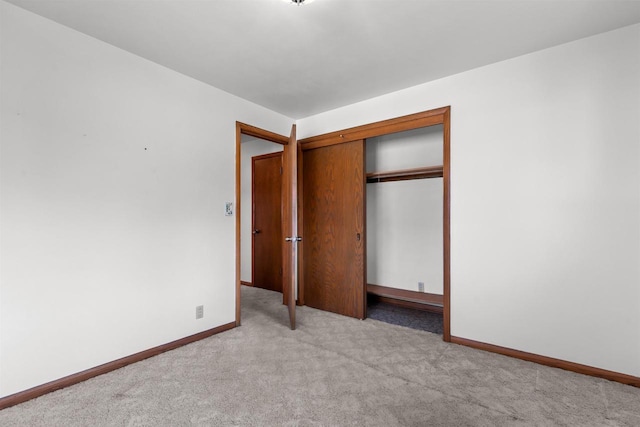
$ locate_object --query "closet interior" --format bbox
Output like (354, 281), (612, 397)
(365, 125), (445, 335)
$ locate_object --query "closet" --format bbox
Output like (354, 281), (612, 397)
(297, 106), (451, 339)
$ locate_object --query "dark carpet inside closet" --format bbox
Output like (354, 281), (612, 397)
(367, 300), (443, 335)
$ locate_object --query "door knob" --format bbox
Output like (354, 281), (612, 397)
(253, 229), (261, 235)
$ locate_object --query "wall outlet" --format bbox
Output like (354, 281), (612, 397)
(196, 305), (204, 319)
(418, 282), (425, 292)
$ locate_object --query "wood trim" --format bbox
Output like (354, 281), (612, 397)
(251, 151), (283, 162)
(299, 108), (448, 150)
(367, 283), (443, 306)
(297, 139), (305, 306)
(363, 143), (368, 319)
(442, 107), (451, 342)
(368, 294), (444, 314)
(235, 122), (242, 326)
(237, 122), (289, 145)
(0, 322), (236, 410)
(450, 336), (640, 388)
(251, 154), (256, 291)
(240, 281), (252, 287)
(366, 166), (444, 183)
(236, 122), (290, 327)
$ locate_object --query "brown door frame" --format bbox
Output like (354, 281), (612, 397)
(298, 106), (451, 341)
(235, 122), (289, 326)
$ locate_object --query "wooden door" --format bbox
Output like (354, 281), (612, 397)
(282, 125), (298, 330)
(252, 152), (283, 292)
(302, 139), (366, 319)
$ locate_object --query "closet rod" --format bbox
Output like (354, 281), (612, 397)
(366, 165), (443, 183)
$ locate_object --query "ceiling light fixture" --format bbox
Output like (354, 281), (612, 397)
(286, 0), (315, 5)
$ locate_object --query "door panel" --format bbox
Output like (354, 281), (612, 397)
(282, 125), (298, 330)
(252, 153), (283, 292)
(303, 140), (366, 319)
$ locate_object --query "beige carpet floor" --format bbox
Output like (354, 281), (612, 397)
(1, 285), (639, 426)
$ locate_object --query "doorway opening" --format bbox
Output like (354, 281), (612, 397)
(235, 123), (288, 326)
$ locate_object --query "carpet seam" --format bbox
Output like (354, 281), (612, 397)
(292, 331), (525, 422)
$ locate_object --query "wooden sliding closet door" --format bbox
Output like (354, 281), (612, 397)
(302, 140), (366, 319)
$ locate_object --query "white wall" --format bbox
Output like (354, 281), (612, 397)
(299, 24), (640, 377)
(240, 136), (283, 283)
(0, 1), (293, 397)
(366, 126), (443, 171)
(366, 126), (443, 294)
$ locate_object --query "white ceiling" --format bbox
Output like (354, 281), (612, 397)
(7, 0), (640, 119)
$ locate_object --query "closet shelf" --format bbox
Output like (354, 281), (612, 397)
(366, 165), (443, 183)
